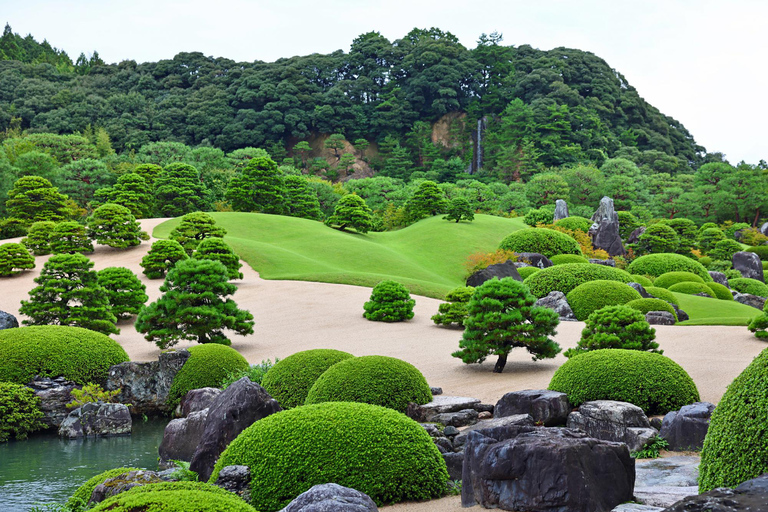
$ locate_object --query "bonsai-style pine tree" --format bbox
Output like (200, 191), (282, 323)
(97, 267), (148, 319)
(50, 221), (94, 254)
(452, 277), (560, 373)
(140, 239), (189, 278)
(87, 203), (148, 248)
(283, 175), (322, 220)
(565, 305), (659, 358)
(363, 280), (416, 322)
(406, 180), (447, 220)
(133, 163), (162, 188)
(325, 193), (373, 233)
(431, 286), (474, 327)
(0, 242), (35, 277)
(19, 253), (118, 335)
(192, 238), (243, 280)
(443, 197), (475, 223)
(154, 163), (210, 217)
(225, 156), (286, 214)
(135, 258), (254, 348)
(22, 221), (56, 255)
(92, 173), (154, 218)
(169, 211), (227, 254)
(5, 176), (70, 224)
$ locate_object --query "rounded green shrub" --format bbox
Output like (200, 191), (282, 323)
(706, 281), (735, 301)
(746, 246), (768, 261)
(729, 278), (768, 297)
(630, 274), (654, 287)
(210, 402), (448, 511)
(363, 280), (415, 322)
(653, 271), (705, 289)
(668, 282), (715, 297)
(0, 382), (44, 442)
(698, 228), (726, 253)
(523, 263), (634, 298)
(565, 306), (659, 359)
(21, 221), (55, 255)
(550, 254), (590, 265)
(566, 281), (642, 321)
(554, 216), (592, 233)
(725, 222), (750, 240)
(141, 239), (189, 279)
(0, 326), (129, 385)
(709, 239), (744, 262)
(699, 348), (768, 490)
(548, 349), (700, 414)
(305, 355), (432, 412)
(725, 269), (743, 280)
(699, 222), (719, 233)
(68, 467), (141, 509)
(625, 298), (678, 319)
(517, 266), (541, 279)
(698, 256), (713, 268)
(499, 228), (582, 258)
(748, 313), (768, 339)
(261, 348), (354, 409)
(168, 345), (249, 408)
(627, 253), (712, 281)
(637, 223), (679, 254)
(644, 286), (681, 306)
(523, 206), (555, 226)
(0, 242), (35, 276)
(432, 286), (474, 327)
(90, 481), (257, 512)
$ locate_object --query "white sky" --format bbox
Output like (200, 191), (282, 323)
(4, 0), (767, 164)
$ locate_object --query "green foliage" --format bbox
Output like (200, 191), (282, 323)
(565, 305), (659, 358)
(168, 345), (249, 408)
(517, 266), (541, 279)
(140, 239), (188, 279)
(566, 280), (642, 321)
(325, 193), (374, 233)
(707, 282), (735, 301)
(225, 156), (286, 214)
(136, 259), (254, 348)
(166, 460), (199, 482)
(154, 163), (210, 217)
(617, 211), (640, 240)
(452, 278), (560, 373)
(632, 436), (669, 459)
(0, 242), (35, 276)
(698, 228), (726, 253)
(209, 402), (448, 511)
(522, 263), (634, 298)
(729, 278), (768, 297)
(363, 280), (415, 322)
(443, 197), (474, 223)
(550, 254), (589, 265)
(406, 180), (447, 220)
(283, 175), (322, 220)
(644, 286), (681, 306)
(748, 314), (768, 339)
(168, 211), (227, 255)
(637, 223), (679, 254)
(97, 267), (148, 319)
(49, 222), (93, 254)
(746, 246), (768, 261)
(89, 482), (256, 512)
(0, 218), (28, 238)
(0, 326), (129, 385)
(432, 286), (474, 327)
(67, 467), (140, 510)
(499, 228), (582, 258)
(725, 222), (750, 240)
(653, 271), (705, 289)
(725, 269), (743, 280)
(87, 204), (147, 248)
(261, 349), (353, 409)
(630, 274), (654, 287)
(221, 358), (278, 389)
(554, 216), (591, 233)
(668, 281), (715, 297)
(523, 206), (555, 227)
(57, 158), (115, 207)
(525, 173), (569, 209)
(548, 349), (700, 414)
(659, 218), (698, 250)
(0, 382), (44, 442)
(192, 237), (243, 280)
(626, 253), (712, 281)
(20, 253), (118, 335)
(5, 176), (70, 223)
(709, 239), (744, 262)
(625, 298), (677, 319)
(66, 383), (120, 409)
(22, 221), (56, 255)
(92, 173), (154, 219)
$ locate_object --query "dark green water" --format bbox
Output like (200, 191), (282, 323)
(0, 418), (168, 511)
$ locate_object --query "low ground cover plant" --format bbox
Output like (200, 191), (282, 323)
(89, 481), (256, 512)
(67, 467), (141, 509)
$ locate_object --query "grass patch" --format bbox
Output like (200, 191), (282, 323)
(674, 292), (761, 326)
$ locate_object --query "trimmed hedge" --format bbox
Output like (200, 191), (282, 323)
(625, 298), (678, 320)
(261, 349), (354, 409)
(627, 253), (712, 281)
(746, 246), (768, 261)
(90, 482), (257, 512)
(0, 382), (44, 442)
(363, 280), (415, 322)
(209, 402), (448, 511)
(68, 467), (141, 509)
(653, 271), (705, 289)
(305, 355), (432, 412)
(0, 326), (129, 385)
(699, 348), (768, 491)
(554, 216), (592, 233)
(566, 281), (642, 321)
(167, 345), (249, 408)
(523, 263), (634, 298)
(548, 349), (700, 415)
(645, 286), (681, 307)
(630, 274), (654, 288)
(550, 254), (590, 265)
(707, 282), (735, 301)
(709, 239), (744, 262)
(517, 266), (541, 279)
(499, 228), (582, 259)
(729, 278), (768, 297)
(565, 306), (659, 359)
(668, 282), (715, 297)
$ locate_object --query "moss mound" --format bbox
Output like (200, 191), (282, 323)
(261, 348), (354, 409)
(0, 326), (129, 385)
(627, 253), (711, 281)
(566, 280), (642, 321)
(523, 263), (634, 298)
(210, 402), (448, 512)
(729, 278), (768, 297)
(517, 266), (541, 280)
(548, 349), (699, 415)
(305, 355), (432, 412)
(550, 254), (590, 265)
(499, 228), (582, 259)
(668, 282), (715, 297)
(68, 467), (140, 509)
(707, 281), (735, 301)
(554, 216), (592, 233)
(630, 274), (654, 287)
(90, 481), (256, 512)
(746, 246), (768, 261)
(168, 345), (249, 408)
(644, 286), (681, 306)
(653, 271), (705, 289)
(625, 298), (678, 320)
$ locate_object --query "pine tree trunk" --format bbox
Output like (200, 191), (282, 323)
(493, 354), (508, 373)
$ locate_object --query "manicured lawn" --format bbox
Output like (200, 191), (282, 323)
(154, 213), (527, 298)
(674, 292), (761, 326)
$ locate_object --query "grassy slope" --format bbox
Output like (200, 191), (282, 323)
(674, 292), (761, 326)
(154, 213), (527, 298)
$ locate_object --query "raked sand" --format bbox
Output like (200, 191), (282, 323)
(1, 218), (764, 511)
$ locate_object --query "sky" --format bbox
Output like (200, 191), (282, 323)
(4, 0), (767, 164)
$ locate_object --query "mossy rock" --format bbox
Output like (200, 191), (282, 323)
(644, 286), (681, 307)
(89, 481), (257, 512)
(522, 263), (634, 298)
(499, 228), (582, 259)
(167, 344), (249, 408)
(550, 254), (590, 265)
(729, 278), (768, 297)
(668, 282), (715, 298)
(626, 253), (712, 281)
(566, 280), (642, 321)
(653, 271), (705, 289)
(68, 467), (140, 509)
(625, 298), (678, 320)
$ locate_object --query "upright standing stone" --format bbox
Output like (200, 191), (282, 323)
(733, 251), (764, 282)
(554, 199), (569, 222)
(589, 197), (626, 256)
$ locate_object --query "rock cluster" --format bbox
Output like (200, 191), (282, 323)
(58, 402), (132, 438)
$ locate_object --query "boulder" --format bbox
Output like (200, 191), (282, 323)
(733, 251), (764, 282)
(430, 386), (443, 395)
(629, 282), (654, 298)
(628, 226), (647, 245)
(26, 376), (78, 428)
(589, 197), (626, 257)
(158, 408), (209, 466)
(89, 470), (162, 505)
(105, 349), (190, 416)
(0, 310), (18, 330)
(189, 377), (282, 481)
(535, 291), (577, 321)
(453, 414), (535, 451)
(661, 473), (768, 511)
(761, 222), (768, 236)
(613, 506), (663, 512)
(279, 483), (378, 512)
(567, 400), (656, 452)
(733, 292), (766, 310)
(406, 395), (481, 423)
(466, 261), (523, 287)
(495, 389), (571, 426)
(590, 258), (616, 267)
(517, 252), (553, 269)
(709, 271), (728, 287)
(214, 465), (251, 502)
(646, 311), (677, 325)
(554, 199), (569, 221)
(443, 451), (464, 480)
(430, 409), (478, 428)
(462, 425), (634, 512)
(179, 387), (221, 417)
(58, 402), (132, 438)
(671, 305), (689, 322)
(659, 402), (715, 451)
(634, 455), (700, 507)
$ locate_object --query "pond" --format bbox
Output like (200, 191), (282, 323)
(0, 418), (168, 511)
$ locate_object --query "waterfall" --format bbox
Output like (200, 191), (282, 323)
(476, 117), (484, 172)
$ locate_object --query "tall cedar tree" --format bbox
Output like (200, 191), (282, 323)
(19, 253), (119, 335)
(92, 173), (154, 218)
(452, 278), (560, 373)
(135, 258), (254, 348)
(0, 242), (35, 276)
(50, 221), (94, 254)
(406, 180), (448, 219)
(225, 156), (286, 214)
(325, 194), (373, 233)
(169, 211), (227, 254)
(87, 203), (148, 248)
(97, 267), (148, 319)
(283, 175), (322, 220)
(21, 221), (56, 255)
(154, 163), (209, 217)
(141, 239), (189, 278)
(5, 176), (70, 224)
(192, 238), (243, 280)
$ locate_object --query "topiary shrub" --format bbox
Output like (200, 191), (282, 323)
(21, 221), (55, 255)
(699, 347), (768, 491)
(724, 269), (743, 280)
(140, 239), (189, 279)
(432, 286), (474, 327)
(523, 206), (555, 226)
(637, 223), (679, 254)
(748, 313), (768, 339)
(565, 306), (660, 359)
(709, 239), (744, 262)
(706, 281), (735, 301)
(97, 267), (148, 319)
(209, 402), (448, 511)
(191, 237), (243, 280)
(729, 278), (768, 297)
(261, 349), (354, 409)
(746, 246), (768, 261)
(169, 211), (227, 255)
(550, 254), (590, 265)
(0, 382), (44, 442)
(68, 467), (141, 509)
(305, 355), (432, 412)
(523, 263), (634, 298)
(698, 228), (726, 254)
(629, 274), (654, 287)
(363, 280), (415, 322)
(499, 228), (582, 258)
(548, 349), (699, 415)
(0, 242), (35, 276)
(644, 286), (681, 306)
(0, 326), (129, 385)
(625, 298), (678, 320)
(517, 266), (541, 279)
(167, 344), (249, 408)
(49, 221), (94, 254)
(554, 216), (592, 233)
(89, 481), (257, 512)
(653, 271), (705, 289)
(626, 253), (712, 281)
(697, 256), (713, 268)
(566, 281), (642, 321)
(668, 282), (715, 297)
(725, 222), (750, 240)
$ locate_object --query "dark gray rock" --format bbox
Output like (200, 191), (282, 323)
(761, 222), (768, 236)
(660, 402), (715, 451)
(517, 252), (553, 269)
(613, 505), (663, 512)
(189, 377), (282, 481)
(89, 470), (162, 505)
(443, 425), (460, 436)
(58, 402), (132, 438)
(634, 455), (700, 507)
(420, 423), (442, 437)
(733, 251), (765, 282)
(466, 261), (523, 287)
(406, 396), (481, 423)
(179, 387), (221, 417)
(590, 258), (616, 267)
(214, 465), (251, 503)
(105, 349), (190, 416)
(650, 417), (664, 430)
(646, 311), (677, 325)
(0, 310), (18, 330)
(709, 271), (729, 287)
(661, 473), (768, 511)
(26, 376), (78, 428)
(495, 389), (571, 426)
(535, 291), (577, 321)
(628, 226), (647, 244)
(430, 408), (478, 427)
(453, 414), (535, 451)
(462, 425), (634, 512)
(554, 199), (569, 222)
(443, 452), (464, 480)
(567, 400), (655, 452)
(733, 292), (766, 310)
(430, 386), (443, 395)
(671, 305), (689, 322)
(158, 408), (209, 466)
(589, 196), (626, 257)
(629, 282), (653, 298)
(279, 483), (378, 512)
